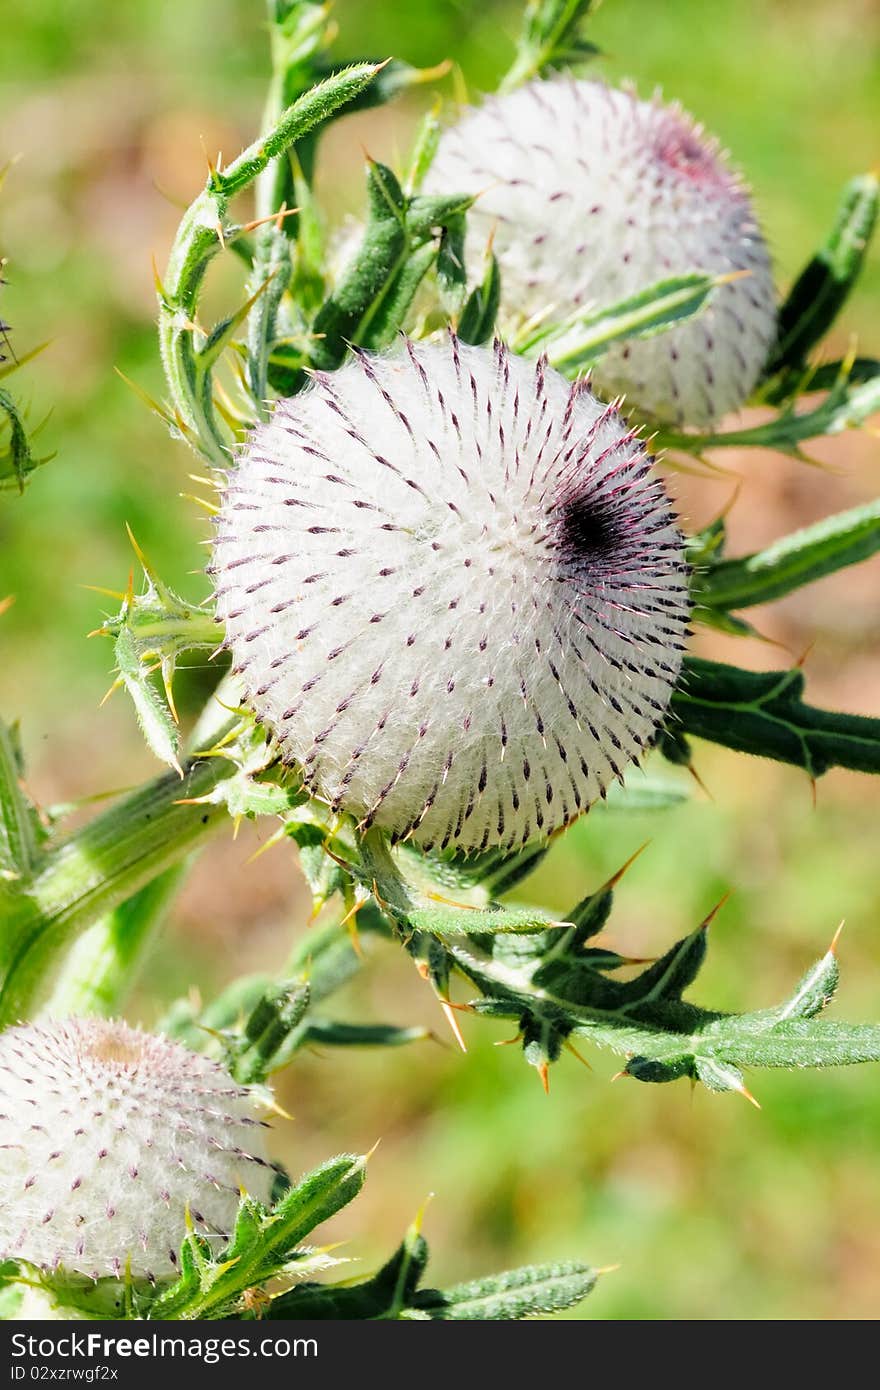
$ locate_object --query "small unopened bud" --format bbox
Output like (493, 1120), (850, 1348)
(0, 1018), (274, 1280)
(426, 79), (776, 426)
(212, 338), (690, 854)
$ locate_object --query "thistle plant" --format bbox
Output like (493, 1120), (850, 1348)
(0, 165), (48, 499)
(212, 339), (690, 851)
(2, 0), (880, 1323)
(0, 1019), (275, 1282)
(425, 78), (777, 426)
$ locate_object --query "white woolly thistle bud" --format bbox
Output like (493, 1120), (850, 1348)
(0, 1018), (274, 1281)
(425, 78), (777, 427)
(212, 338), (690, 854)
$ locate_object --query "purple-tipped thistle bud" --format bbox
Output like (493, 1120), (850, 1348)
(212, 339), (690, 854)
(0, 1019), (274, 1280)
(426, 79), (776, 426)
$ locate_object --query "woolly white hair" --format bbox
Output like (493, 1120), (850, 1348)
(0, 1018), (274, 1280)
(212, 339), (689, 854)
(425, 78), (776, 427)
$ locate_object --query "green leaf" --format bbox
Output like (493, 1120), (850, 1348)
(502, 1), (599, 91)
(149, 1154), (366, 1320)
(694, 499), (880, 613)
(660, 357), (880, 456)
(357, 241), (438, 350)
(412, 1260), (598, 1319)
(309, 160), (407, 369)
(767, 173), (879, 375)
(298, 1019), (431, 1049)
(406, 904), (564, 938)
(671, 657), (880, 778)
(458, 253), (501, 345)
(405, 103), (442, 192)
(114, 627), (182, 775)
(159, 61), (382, 464)
(0, 386), (46, 495)
(451, 925), (880, 1094)
(435, 213), (468, 314)
(602, 775), (688, 812)
(229, 979), (312, 1082)
(527, 272), (722, 376)
(0, 718), (43, 882)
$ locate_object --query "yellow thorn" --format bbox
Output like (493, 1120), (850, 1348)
(699, 891), (731, 931)
(124, 522), (155, 580)
(245, 825), (288, 865)
(536, 1061), (550, 1094)
(151, 253), (167, 301)
(180, 490), (221, 517)
(363, 1138), (382, 1163)
(344, 909), (364, 959)
(564, 1040), (593, 1071)
(81, 582), (129, 602)
(603, 840), (650, 891)
(0, 595), (14, 617)
(411, 1192), (435, 1237)
(829, 920), (845, 956)
(241, 203), (301, 235)
(99, 677), (123, 708)
(161, 663), (179, 726)
(424, 888), (481, 910)
(113, 365), (173, 424)
(595, 1263), (622, 1276)
(687, 761), (714, 800)
(736, 1081), (762, 1111)
(263, 1095), (293, 1121)
(715, 268), (752, 286)
(189, 472), (222, 492)
(439, 998), (468, 1053)
(494, 1032), (523, 1048)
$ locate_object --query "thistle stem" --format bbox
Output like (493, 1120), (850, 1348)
(0, 755), (235, 1025)
(41, 864), (188, 1018)
(0, 718), (37, 880)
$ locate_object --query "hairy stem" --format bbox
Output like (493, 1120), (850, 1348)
(41, 864), (188, 1018)
(0, 756), (235, 1025)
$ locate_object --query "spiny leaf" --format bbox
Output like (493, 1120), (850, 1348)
(297, 1019), (431, 1049)
(0, 387), (46, 495)
(406, 904), (564, 938)
(113, 627), (182, 775)
(767, 172), (878, 375)
(660, 356), (880, 456)
(523, 271), (723, 375)
(458, 252), (501, 345)
(149, 1154), (366, 1319)
(411, 1259), (598, 1320)
(309, 159), (407, 369)
(694, 499), (880, 612)
(671, 657), (880, 778)
(0, 718), (45, 882)
(502, 0), (599, 91)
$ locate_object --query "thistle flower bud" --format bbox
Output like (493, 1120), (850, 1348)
(426, 79), (776, 426)
(0, 1019), (274, 1280)
(212, 339), (689, 854)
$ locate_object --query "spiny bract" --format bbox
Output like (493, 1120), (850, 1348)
(0, 1018), (274, 1280)
(212, 338), (690, 854)
(425, 78), (777, 427)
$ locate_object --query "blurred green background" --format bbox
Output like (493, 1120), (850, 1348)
(2, 0), (880, 1319)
